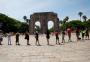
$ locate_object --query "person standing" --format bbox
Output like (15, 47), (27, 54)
(46, 30), (50, 45)
(81, 29), (86, 40)
(25, 32), (30, 45)
(85, 29), (89, 40)
(0, 30), (3, 45)
(67, 27), (72, 42)
(62, 30), (65, 43)
(76, 28), (81, 41)
(16, 32), (20, 45)
(35, 31), (40, 46)
(7, 32), (12, 45)
(55, 31), (60, 45)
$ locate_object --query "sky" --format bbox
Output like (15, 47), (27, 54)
(0, 0), (90, 28)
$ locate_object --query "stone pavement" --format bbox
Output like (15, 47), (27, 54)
(0, 33), (90, 62)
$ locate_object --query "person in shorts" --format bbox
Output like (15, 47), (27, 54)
(35, 31), (40, 46)
(25, 32), (30, 45)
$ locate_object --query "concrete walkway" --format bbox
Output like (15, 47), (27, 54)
(0, 33), (90, 62)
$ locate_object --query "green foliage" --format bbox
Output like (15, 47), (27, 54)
(49, 27), (54, 32)
(60, 19), (90, 31)
(0, 13), (27, 33)
(19, 23), (28, 33)
(35, 25), (41, 33)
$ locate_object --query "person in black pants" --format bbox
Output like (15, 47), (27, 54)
(46, 30), (50, 45)
(0, 30), (3, 45)
(25, 32), (30, 45)
(35, 31), (40, 46)
(85, 29), (89, 40)
(16, 32), (20, 45)
(55, 31), (60, 45)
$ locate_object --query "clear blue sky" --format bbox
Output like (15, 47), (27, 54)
(0, 0), (90, 22)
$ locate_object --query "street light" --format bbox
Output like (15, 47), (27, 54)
(23, 16), (30, 32)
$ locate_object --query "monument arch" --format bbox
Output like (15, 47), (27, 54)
(29, 12), (60, 34)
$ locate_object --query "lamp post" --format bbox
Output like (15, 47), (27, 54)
(23, 16), (30, 32)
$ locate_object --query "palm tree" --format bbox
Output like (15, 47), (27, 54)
(62, 16), (69, 30)
(23, 16), (29, 32)
(82, 15), (87, 22)
(63, 16), (69, 23)
(78, 12), (83, 21)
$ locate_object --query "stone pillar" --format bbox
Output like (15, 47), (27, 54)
(40, 16), (48, 34)
(29, 19), (31, 33)
(54, 18), (59, 32)
(30, 18), (35, 34)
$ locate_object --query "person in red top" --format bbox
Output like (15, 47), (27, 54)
(67, 27), (72, 42)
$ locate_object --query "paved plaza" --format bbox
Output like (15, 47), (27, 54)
(0, 33), (90, 62)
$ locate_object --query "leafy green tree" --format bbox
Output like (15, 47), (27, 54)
(61, 16), (69, 30)
(0, 13), (22, 32)
(19, 22), (28, 33)
(85, 19), (90, 29)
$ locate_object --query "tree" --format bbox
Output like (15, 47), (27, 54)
(0, 13), (22, 32)
(61, 16), (69, 30)
(82, 15), (87, 22)
(78, 12), (83, 21)
(19, 23), (29, 33)
(63, 16), (69, 24)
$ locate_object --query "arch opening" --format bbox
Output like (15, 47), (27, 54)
(35, 21), (41, 33)
(48, 21), (54, 32)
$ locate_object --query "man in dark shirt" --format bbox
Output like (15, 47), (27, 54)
(46, 30), (50, 45)
(16, 32), (20, 45)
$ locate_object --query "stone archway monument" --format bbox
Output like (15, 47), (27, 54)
(29, 12), (60, 34)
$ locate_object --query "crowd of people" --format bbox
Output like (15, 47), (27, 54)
(0, 27), (89, 46)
